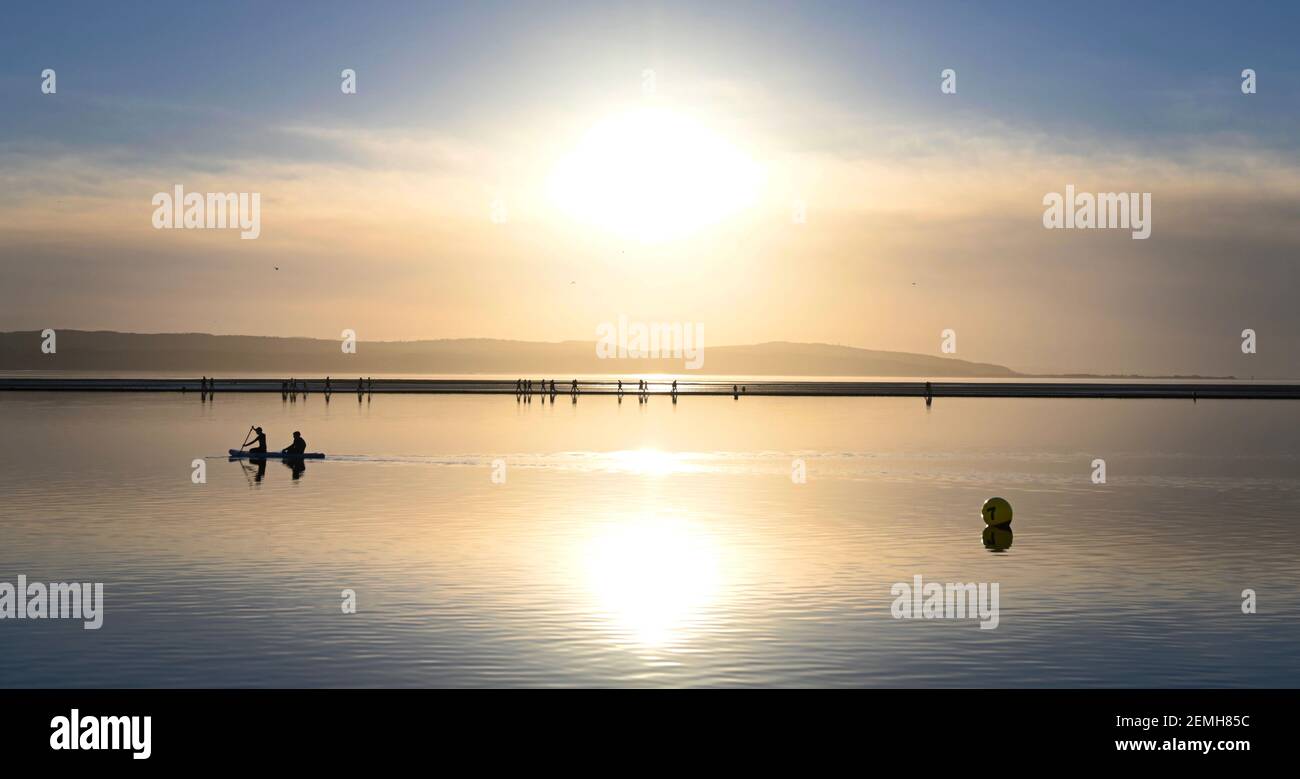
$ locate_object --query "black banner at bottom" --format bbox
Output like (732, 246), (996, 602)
(0, 688), (1290, 767)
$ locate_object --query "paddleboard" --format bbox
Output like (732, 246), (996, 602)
(229, 450), (325, 459)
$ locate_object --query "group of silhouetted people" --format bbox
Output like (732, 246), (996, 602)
(198, 376), (222, 401)
(275, 377), (372, 403)
(516, 378), (578, 403)
(513, 378), (695, 404)
(281, 378), (306, 400)
(516, 378), (549, 403)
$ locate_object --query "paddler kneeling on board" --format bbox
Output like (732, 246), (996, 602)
(248, 426), (267, 453)
(282, 431), (307, 455)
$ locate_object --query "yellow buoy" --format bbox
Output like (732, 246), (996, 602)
(981, 496), (1013, 527)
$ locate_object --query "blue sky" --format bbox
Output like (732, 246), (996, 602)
(4, 1), (1298, 155)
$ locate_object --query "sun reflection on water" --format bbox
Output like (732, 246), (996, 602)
(583, 514), (723, 650)
(605, 448), (682, 477)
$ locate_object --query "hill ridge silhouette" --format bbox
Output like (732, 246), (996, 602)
(0, 329), (1019, 376)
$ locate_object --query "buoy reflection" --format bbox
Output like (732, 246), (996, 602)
(982, 525), (1013, 552)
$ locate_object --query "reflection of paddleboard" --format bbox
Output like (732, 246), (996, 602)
(981, 496), (1013, 526)
(229, 450), (325, 459)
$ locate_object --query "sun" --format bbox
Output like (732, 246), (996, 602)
(547, 107), (763, 242)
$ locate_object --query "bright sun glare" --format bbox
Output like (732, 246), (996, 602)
(585, 515), (722, 648)
(548, 108), (763, 242)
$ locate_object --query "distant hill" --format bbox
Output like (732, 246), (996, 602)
(0, 330), (1020, 377)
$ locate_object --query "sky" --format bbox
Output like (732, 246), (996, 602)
(1, 0), (1298, 375)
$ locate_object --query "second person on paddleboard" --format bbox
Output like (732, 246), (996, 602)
(282, 431), (307, 455)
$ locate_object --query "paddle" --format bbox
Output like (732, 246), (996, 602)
(238, 425), (255, 452)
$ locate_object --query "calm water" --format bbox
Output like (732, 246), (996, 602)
(1, 391), (1297, 687)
